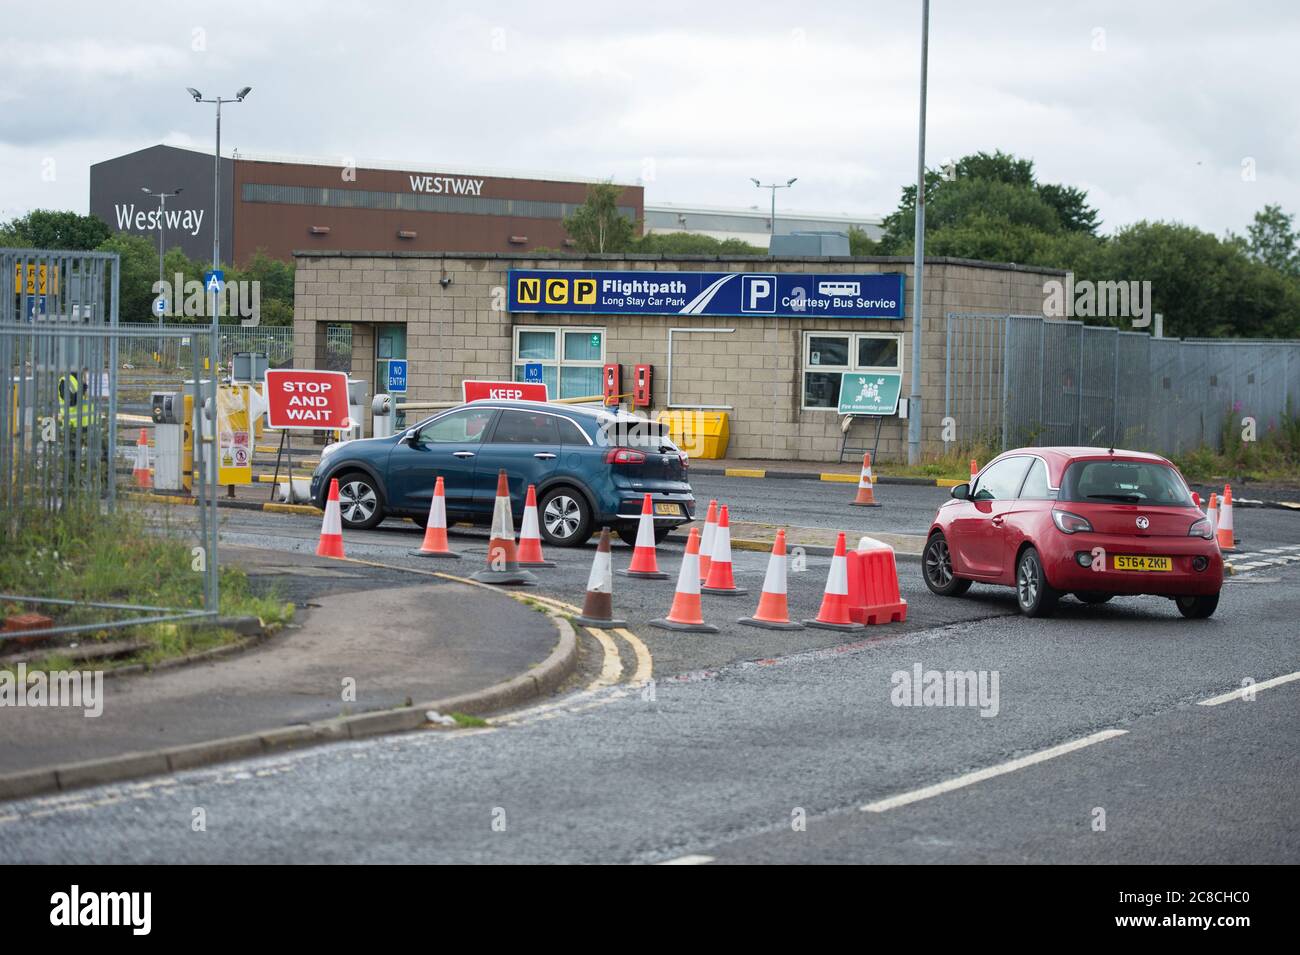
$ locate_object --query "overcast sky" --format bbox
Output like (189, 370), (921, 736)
(1, 0), (1297, 237)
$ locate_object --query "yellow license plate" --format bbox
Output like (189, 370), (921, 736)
(1113, 555), (1172, 572)
(654, 502), (682, 516)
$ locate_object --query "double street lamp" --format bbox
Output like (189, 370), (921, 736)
(140, 186), (182, 325)
(750, 177), (798, 245)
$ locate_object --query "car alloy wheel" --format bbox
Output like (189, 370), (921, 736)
(1015, 547), (1059, 617)
(926, 536), (953, 587)
(1017, 556), (1039, 608)
(338, 478), (379, 527)
(539, 489), (591, 546)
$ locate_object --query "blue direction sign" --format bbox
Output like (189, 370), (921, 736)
(386, 358), (408, 393)
(203, 270), (224, 295)
(523, 361), (544, 384)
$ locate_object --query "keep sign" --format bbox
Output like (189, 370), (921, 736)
(264, 369), (351, 429)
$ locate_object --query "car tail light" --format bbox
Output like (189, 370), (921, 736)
(1188, 518), (1213, 540)
(1052, 509), (1093, 534)
(605, 448), (646, 465)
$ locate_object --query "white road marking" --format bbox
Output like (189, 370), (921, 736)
(1197, 670), (1300, 706)
(658, 854), (715, 865)
(860, 729), (1129, 813)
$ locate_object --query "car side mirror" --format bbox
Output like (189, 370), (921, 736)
(402, 429), (420, 446)
(950, 482), (970, 500)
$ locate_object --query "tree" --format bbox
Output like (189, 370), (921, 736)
(632, 232), (765, 256)
(848, 226), (879, 256)
(563, 182), (636, 253)
(95, 233), (159, 322)
(1037, 183), (1101, 235)
(1245, 204), (1298, 276)
(1, 209), (112, 250)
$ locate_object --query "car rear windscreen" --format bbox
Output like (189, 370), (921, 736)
(1059, 460), (1192, 505)
(608, 419), (676, 451)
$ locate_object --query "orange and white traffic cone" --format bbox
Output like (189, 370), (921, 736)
(701, 504), (747, 595)
(516, 484), (555, 567)
(805, 532), (865, 631)
(738, 530), (803, 630)
(698, 499), (719, 583)
(410, 476), (460, 558)
(470, 470), (537, 586)
(1205, 492), (1219, 542)
(650, 527), (719, 633)
(1216, 485), (1236, 551)
(316, 478), (345, 559)
(850, 452), (880, 507)
(618, 493), (670, 579)
(132, 428), (152, 488)
(573, 527), (626, 628)
(970, 458), (979, 483)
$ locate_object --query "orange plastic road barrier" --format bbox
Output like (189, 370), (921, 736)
(847, 536), (908, 625)
(698, 499), (719, 583)
(133, 429), (152, 488)
(805, 532), (864, 631)
(315, 478), (345, 559)
(1216, 484), (1236, 551)
(573, 527), (626, 628)
(850, 452), (881, 507)
(516, 484), (556, 567)
(411, 476), (461, 558)
(737, 530), (803, 630)
(650, 527), (718, 633)
(701, 505), (747, 595)
(618, 493), (670, 579)
(470, 470), (537, 586)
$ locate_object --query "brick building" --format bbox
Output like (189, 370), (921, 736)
(292, 252), (1060, 462)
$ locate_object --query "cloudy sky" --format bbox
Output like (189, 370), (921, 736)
(1, 0), (1297, 236)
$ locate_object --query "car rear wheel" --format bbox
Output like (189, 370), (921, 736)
(1016, 547), (1060, 617)
(922, 533), (972, 597)
(336, 471), (384, 530)
(539, 487), (593, 547)
(1175, 593), (1219, 619)
(1073, 591), (1113, 604)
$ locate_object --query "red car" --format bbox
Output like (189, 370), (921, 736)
(923, 447), (1222, 618)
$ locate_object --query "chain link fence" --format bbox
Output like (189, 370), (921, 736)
(945, 313), (1300, 457)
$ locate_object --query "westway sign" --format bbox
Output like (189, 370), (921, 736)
(508, 269), (905, 320)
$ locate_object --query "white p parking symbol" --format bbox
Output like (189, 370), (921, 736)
(742, 274), (777, 313)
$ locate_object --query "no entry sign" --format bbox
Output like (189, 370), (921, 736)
(264, 369), (351, 429)
(462, 380), (548, 403)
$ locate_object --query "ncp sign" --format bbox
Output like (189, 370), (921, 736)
(462, 380), (548, 403)
(264, 369), (351, 429)
(508, 269), (905, 319)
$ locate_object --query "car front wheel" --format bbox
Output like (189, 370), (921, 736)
(1175, 593), (1219, 619)
(1016, 547), (1060, 617)
(538, 487), (593, 547)
(922, 533), (972, 597)
(335, 472), (384, 530)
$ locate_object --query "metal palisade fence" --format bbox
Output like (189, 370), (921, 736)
(2, 247), (220, 638)
(945, 313), (1300, 457)
(117, 322), (295, 371)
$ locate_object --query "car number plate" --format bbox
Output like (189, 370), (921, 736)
(654, 502), (682, 516)
(1113, 555), (1172, 571)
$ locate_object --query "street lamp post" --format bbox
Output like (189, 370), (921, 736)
(907, 1), (930, 466)
(750, 177), (798, 247)
(142, 186), (182, 361)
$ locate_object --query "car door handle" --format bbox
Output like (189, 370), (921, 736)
(991, 515), (1005, 526)
(533, 452), (557, 460)
(452, 451), (475, 458)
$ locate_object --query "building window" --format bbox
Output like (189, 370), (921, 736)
(801, 331), (903, 410)
(513, 326), (605, 400)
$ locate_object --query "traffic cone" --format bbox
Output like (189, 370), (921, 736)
(132, 428), (152, 488)
(573, 528), (626, 628)
(315, 478), (345, 559)
(1216, 484), (1236, 551)
(650, 527), (719, 633)
(738, 530), (803, 630)
(805, 532), (865, 631)
(470, 470), (537, 586)
(410, 476), (460, 558)
(617, 493), (670, 579)
(970, 459), (979, 483)
(698, 499), (719, 583)
(850, 452), (881, 507)
(516, 484), (555, 567)
(1206, 492), (1219, 541)
(701, 505), (747, 595)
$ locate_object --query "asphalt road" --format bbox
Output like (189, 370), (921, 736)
(2, 474), (1297, 864)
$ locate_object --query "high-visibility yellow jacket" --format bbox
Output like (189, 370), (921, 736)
(57, 374), (95, 428)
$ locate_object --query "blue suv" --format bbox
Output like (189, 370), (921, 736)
(308, 400), (696, 546)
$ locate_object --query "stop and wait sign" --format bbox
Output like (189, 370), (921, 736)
(264, 369), (351, 429)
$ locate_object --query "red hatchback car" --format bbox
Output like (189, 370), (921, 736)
(923, 447), (1223, 618)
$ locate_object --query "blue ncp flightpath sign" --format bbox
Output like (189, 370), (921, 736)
(508, 269), (905, 319)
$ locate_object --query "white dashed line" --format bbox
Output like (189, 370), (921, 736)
(658, 854), (716, 865)
(1197, 670), (1300, 706)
